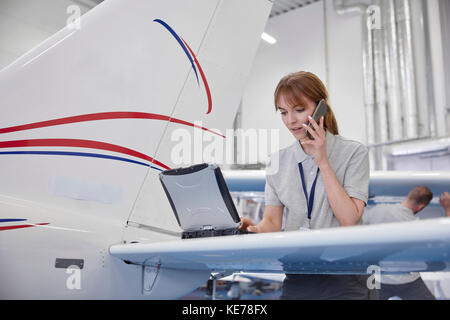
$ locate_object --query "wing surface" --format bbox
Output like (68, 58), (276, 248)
(223, 171), (450, 202)
(110, 218), (450, 275)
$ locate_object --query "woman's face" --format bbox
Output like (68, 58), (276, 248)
(277, 93), (317, 141)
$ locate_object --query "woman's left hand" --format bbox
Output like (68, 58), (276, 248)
(301, 116), (328, 168)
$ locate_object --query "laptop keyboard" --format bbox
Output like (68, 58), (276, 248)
(182, 228), (253, 239)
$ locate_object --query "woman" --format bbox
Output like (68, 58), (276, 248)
(240, 71), (371, 300)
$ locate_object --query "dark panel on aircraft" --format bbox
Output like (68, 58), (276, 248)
(55, 258), (84, 269)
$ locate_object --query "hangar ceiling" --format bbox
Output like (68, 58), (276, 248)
(269, 0), (321, 18)
(73, 0), (322, 19)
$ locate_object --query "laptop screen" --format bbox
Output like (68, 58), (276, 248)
(159, 163), (241, 231)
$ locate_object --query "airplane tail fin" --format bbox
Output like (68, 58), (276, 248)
(0, 0), (272, 228)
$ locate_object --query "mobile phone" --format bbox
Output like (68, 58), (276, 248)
(306, 99), (328, 140)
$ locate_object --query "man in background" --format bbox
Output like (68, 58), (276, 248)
(363, 186), (435, 300)
(364, 186), (433, 224)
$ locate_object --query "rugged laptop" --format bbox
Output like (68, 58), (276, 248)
(159, 163), (251, 239)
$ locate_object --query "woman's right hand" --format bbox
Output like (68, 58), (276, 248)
(240, 206), (284, 233)
(239, 217), (260, 233)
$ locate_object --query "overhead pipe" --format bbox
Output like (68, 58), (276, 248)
(396, 0), (419, 139)
(410, 0), (434, 138)
(385, 135), (450, 158)
(362, 10), (376, 147)
(427, 0), (448, 137)
(370, 0), (388, 170)
(372, 0), (389, 144)
(335, 0), (437, 169)
(420, 0), (438, 137)
(382, 0), (403, 141)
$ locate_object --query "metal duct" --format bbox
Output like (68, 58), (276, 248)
(382, 0), (403, 141)
(363, 12), (376, 147)
(385, 136), (450, 157)
(396, 0), (419, 139)
(373, 0), (389, 144)
(410, 0), (434, 138)
(421, 0), (438, 137)
(428, 0), (448, 137)
(334, 0), (436, 169)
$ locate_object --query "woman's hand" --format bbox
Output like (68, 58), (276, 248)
(440, 192), (450, 217)
(239, 217), (258, 232)
(240, 206), (283, 233)
(300, 116), (328, 168)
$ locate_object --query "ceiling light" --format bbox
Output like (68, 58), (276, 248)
(261, 32), (277, 44)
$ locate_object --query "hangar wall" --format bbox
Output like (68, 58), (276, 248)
(241, 0), (365, 151)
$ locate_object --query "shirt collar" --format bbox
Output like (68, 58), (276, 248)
(400, 204), (415, 216)
(293, 131), (337, 164)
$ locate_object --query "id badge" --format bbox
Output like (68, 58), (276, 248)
(299, 219), (311, 231)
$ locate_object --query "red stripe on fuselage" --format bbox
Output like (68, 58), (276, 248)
(0, 223), (49, 231)
(0, 112), (224, 138)
(181, 39), (213, 115)
(0, 139), (171, 170)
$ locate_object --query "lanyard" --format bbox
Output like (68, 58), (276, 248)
(298, 163), (320, 220)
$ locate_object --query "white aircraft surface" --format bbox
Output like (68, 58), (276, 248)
(1, 0), (450, 300)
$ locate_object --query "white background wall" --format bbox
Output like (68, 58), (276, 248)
(242, 0), (366, 150)
(0, 0), (90, 70)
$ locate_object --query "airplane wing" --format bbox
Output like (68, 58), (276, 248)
(223, 170), (450, 204)
(223, 170), (450, 198)
(110, 217), (450, 275)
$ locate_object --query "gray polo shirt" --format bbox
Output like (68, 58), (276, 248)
(265, 131), (369, 231)
(363, 203), (417, 225)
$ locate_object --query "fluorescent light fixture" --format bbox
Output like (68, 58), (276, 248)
(261, 32), (277, 44)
